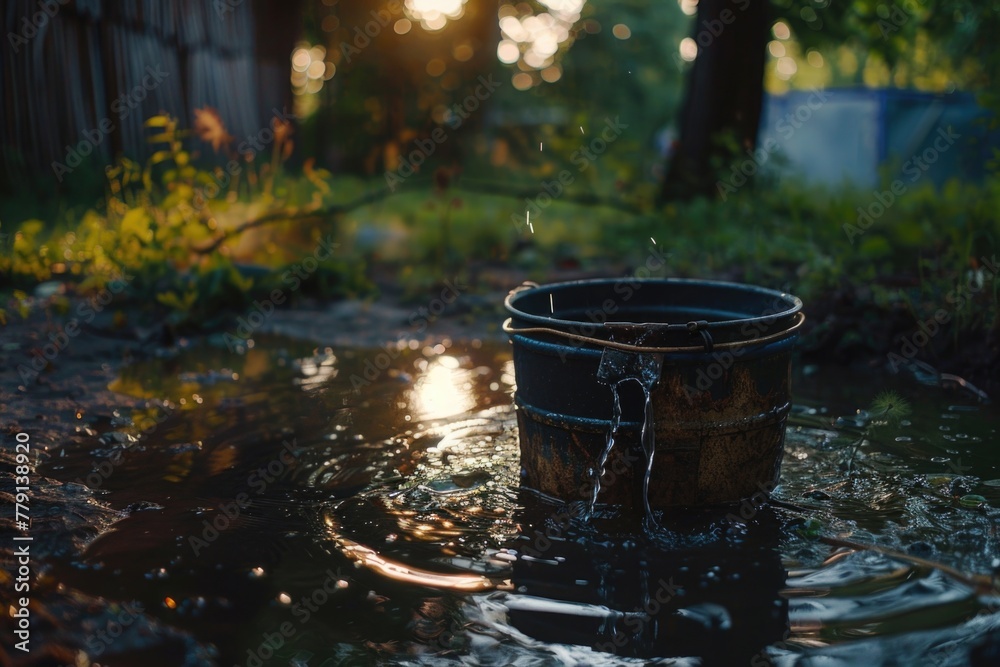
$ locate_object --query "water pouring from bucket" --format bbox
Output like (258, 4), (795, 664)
(503, 278), (804, 531)
(593, 340), (663, 530)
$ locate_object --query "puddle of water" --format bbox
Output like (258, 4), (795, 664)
(43, 337), (1000, 665)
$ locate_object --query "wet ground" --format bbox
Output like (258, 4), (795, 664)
(2, 306), (1000, 666)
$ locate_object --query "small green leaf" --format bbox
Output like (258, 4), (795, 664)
(795, 518), (824, 540)
(959, 494), (987, 508)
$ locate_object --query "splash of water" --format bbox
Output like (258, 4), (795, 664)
(638, 376), (658, 531)
(586, 377), (623, 519)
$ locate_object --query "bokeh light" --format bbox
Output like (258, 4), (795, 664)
(321, 15), (340, 32)
(291, 48), (311, 72)
(678, 0), (698, 17)
(306, 60), (326, 79)
(291, 41), (335, 116)
(511, 72), (534, 90)
(540, 65), (562, 82)
(405, 0), (468, 32)
(426, 58), (446, 76)
(497, 1), (586, 89)
(497, 40), (520, 64)
(679, 37), (698, 61)
(612, 24), (631, 40)
(776, 56), (798, 79)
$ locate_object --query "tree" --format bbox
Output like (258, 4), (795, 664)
(662, 0), (999, 202)
(662, 0), (769, 202)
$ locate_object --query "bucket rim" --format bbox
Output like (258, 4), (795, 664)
(504, 277), (803, 334)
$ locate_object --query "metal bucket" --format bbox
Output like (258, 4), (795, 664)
(503, 278), (804, 509)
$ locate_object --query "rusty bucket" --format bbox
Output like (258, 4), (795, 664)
(503, 278), (804, 510)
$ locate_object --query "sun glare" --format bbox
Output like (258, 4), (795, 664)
(405, 0), (468, 31)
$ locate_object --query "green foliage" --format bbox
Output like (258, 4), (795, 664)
(1, 111), (369, 327)
(773, 0), (997, 91)
(869, 390), (913, 426)
(600, 169), (1000, 337)
(844, 390), (913, 470)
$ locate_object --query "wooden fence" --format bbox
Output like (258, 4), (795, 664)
(1, 0), (297, 191)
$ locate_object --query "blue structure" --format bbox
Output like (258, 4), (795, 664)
(757, 88), (999, 188)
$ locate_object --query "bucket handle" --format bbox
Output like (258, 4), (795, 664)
(508, 281), (540, 294)
(502, 312), (805, 354)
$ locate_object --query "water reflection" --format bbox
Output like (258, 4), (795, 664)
(408, 355), (477, 420)
(49, 338), (1000, 665)
(502, 499), (789, 663)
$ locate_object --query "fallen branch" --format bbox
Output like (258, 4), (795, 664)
(191, 178), (646, 256)
(457, 178), (645, 215)
(818, 535), (998, 596)
(193, 186), (393, 255)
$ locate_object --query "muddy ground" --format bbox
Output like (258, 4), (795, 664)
(0, 270), (996, 664)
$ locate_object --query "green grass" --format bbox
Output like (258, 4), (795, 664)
(2, 156), (998, 338)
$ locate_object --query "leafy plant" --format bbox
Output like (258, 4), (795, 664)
(844, 390), (912, 471)
(1, 108), (367, 328)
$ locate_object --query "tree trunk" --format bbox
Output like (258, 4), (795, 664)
(661, 0), (769, 201)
